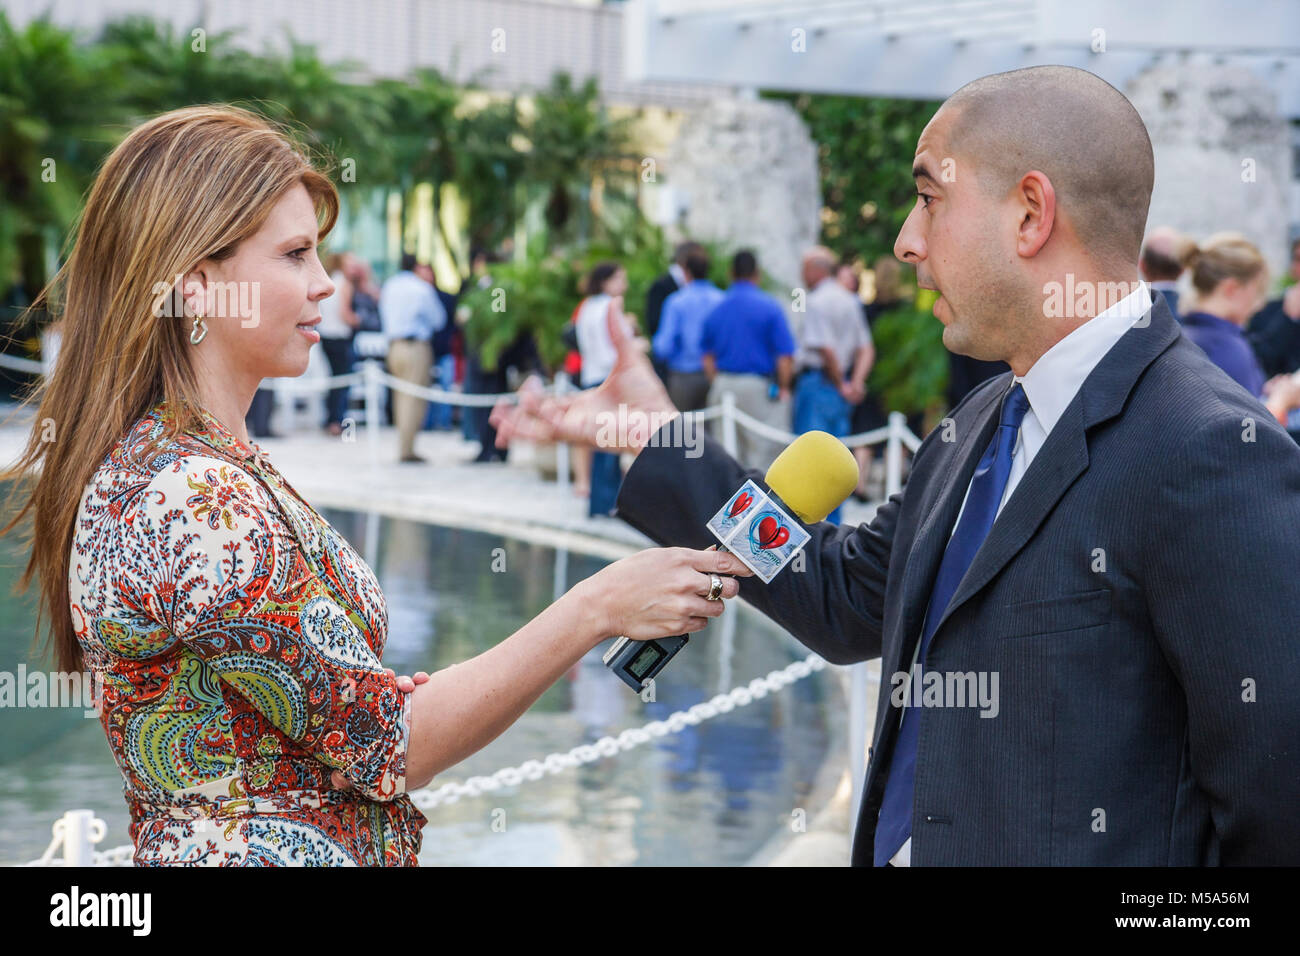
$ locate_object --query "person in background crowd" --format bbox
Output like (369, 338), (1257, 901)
(576, 261), (637, 515)
(1139, 225), (1194, 320)
(653, 247), (723, 413)
(470, 326), (542, 464)
(245, 380), (278, 439)
(459, 250), (542, 464)
(459, 247), (493, 445)
(415, 262), (460, 432)
(645, 241), (701, 385)
(700, 249), (796, 471)
(1180, 232), (1300, 425)
(318, 252), (360, 436)
(380, 252), (445, 463)
(793, 245), (873, 523)
(840, 257), (893, 500)
(1246, 236), (1300, 380)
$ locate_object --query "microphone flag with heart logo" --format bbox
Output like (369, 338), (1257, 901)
(705, 431), (858, 583)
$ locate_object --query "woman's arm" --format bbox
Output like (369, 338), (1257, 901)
(401, 579), (603, 790)
(337, 545), (751, 792)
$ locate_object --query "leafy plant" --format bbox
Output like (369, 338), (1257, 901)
(866, 289), (949, 420)
(766, 90), (940, 266)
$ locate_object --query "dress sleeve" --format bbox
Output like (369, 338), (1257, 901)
(118, 454), (413, 802)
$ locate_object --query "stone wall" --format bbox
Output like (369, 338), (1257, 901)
(1128, 61), (1292, 279)
(662, 97), (821, 292)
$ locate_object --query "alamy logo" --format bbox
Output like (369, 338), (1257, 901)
(49, 886), (151, 936)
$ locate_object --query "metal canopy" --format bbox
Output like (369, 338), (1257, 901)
(624, 0), (1300, 118)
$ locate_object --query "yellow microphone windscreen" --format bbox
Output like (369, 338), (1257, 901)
(764, 431), (860, 524)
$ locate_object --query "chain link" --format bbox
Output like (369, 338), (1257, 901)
(25, 653), (826, 865)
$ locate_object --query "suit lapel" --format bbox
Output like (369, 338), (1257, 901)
(926, 293), (1183, 643)
(887, 382), (1002, 678)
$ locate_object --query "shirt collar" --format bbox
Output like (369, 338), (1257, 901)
(1016, 279), (1153, 436)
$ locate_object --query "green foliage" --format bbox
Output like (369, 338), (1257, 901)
(523, 73), (634, 238)
(0, 11), (117, 298)
(767, 91), (940, 266)
(866, 290), (949, 419)
(460, 254), (580, 373)
(766, 90), (947, 414)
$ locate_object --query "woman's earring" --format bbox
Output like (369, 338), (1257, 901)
(190, 312), (208, 345)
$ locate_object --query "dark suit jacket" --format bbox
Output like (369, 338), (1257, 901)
(645, 272), (681, 383)
(1246, 296), (1300, 379)
(645, 272), (681, 341)
(615, 293), (1300, 865)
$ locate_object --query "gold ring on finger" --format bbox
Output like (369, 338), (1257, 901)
(707, 573), (724, 601)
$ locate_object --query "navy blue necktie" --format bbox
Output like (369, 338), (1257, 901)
(874, 381), (1031, 866)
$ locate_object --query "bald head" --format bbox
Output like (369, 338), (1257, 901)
(802, 245), (836, 285)
(942, 65), (1154, 268)
(1141, 225), (1193, 280)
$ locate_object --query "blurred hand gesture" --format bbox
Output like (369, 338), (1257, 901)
(490, 295), (680, 455)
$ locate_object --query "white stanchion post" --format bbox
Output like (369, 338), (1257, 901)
(61, 809), (102, 866)
(553, 371), (569, 496)
(364, 360), (381, 463)
(555, 372), (570, 494)
(885, 411), (905, 499)
(721, 390), (738, 458)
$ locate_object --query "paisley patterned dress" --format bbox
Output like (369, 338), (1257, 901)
(68, 398), (427, 865)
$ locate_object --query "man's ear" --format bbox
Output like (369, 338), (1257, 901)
(1015, 170), (1056, 259)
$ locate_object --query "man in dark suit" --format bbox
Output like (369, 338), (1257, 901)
(1246, 237), (1300, 379)
(490, 66), (1300, 865)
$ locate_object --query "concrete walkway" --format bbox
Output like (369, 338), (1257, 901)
(0, 403), (881, 865)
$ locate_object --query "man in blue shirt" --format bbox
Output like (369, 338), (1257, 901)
(653, 248), (723, 411)
(701, 250), (796, 470)
(380, 252), (446, 462)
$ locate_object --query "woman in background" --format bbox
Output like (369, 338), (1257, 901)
(574, 262), (638, 516)
(1179, 232), (1300, 424)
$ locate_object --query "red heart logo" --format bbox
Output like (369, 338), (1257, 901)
(729, 492), (753, 517)
(758, 516), (790, 549)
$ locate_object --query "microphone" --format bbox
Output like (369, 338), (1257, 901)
(604, 431), (859, 691)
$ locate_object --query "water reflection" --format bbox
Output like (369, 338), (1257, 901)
(0, 503), (830, 866)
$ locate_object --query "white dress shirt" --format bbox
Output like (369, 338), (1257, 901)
(887, 279), (1152, 867)
(379, 270), (446, 342)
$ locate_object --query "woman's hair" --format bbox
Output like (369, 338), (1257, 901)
(0, 104), (339, 674)
(584, 261), (622, 296)
(1183, 232), (1267, 296)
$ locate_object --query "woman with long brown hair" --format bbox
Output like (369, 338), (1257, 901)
(0, 105), (749, 866)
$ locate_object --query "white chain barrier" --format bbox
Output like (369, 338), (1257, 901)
(24, 652), (827, 866)
(0, 352), (920, 450)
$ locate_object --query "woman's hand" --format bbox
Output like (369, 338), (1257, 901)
(330, 668), (430, 791)
(578, 545), (753, 642)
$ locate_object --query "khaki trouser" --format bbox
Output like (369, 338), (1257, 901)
(387, 339), (432, 458)
(708, 371), (790, 472)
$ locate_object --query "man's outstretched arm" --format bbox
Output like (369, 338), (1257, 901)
(614, 427), (901, 665)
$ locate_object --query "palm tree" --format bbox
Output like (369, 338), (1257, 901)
(0, 13), (118, 314)
(522, 73), (633, 240)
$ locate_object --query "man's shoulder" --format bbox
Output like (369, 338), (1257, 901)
(1119, 334), (1286, 453)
